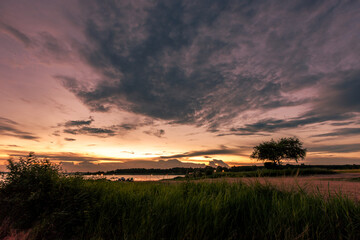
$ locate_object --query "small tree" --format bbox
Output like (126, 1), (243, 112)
(250, 137), (306, 166)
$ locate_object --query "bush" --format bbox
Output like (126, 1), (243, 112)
(0, 153), (91, 239)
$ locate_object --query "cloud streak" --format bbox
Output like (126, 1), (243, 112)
(160, 147), (242, 159)
(310, 144), (360, 153)
(64, 117), (94, 127)
(0, 22), (32, 47)
(64, 127), (115, 137)
(312, 128), (360, 138)
(0, 117), (39, 140)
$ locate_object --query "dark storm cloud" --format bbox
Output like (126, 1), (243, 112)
(63, 126), (115, 137)
(227, 113), (355, 135)
(228, 70), (360, 135)
(81, 127), (115, 135)
(310, 144), (360, 153)
(0, 22), (32, 47)
(0, 117), (39, 140)
(160, 147), (242, 159)
(60, 0), (360, 130)
(59, 116), (153, 138)
(64, 117), (94, 127)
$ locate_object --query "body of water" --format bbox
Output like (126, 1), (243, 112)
(0, 173), (184, 182)
(83, 174), (184, 181)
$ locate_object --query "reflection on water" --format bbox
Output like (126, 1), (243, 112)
(0, 173), (184, 182)
(83, 174), (184, 181)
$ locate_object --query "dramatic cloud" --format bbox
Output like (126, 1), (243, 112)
(226, 70), (360, 135)
(1, 0), (360, 169)
(226, 114), (355, 136)
(310, 144), (360, 153)
(63, 127), (115, 137)
(59, 0), (360, 131)
(160, 147), (242, 159)
(60, 117), (117, 137)
(0, 117), (39, 140)
(64, 117), (94, 127)
(312, 128), (360, 138)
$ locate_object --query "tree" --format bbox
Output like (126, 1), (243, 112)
(250, 137), (306, 166)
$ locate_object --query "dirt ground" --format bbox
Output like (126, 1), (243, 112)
(200, 173), (360, 201)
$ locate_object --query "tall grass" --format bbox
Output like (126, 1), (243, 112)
(1, 179), (360, 239)
(186, 168), (336, 179)
(0, 155), (358, 239)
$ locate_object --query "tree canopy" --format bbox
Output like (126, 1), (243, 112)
(250, 137), (307, 166)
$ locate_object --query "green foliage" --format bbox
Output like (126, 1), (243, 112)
(5, 152), (61, 187)
(184, 168), (335, 180)
(1, 153), (359, 240)
(251, 137), (307, 166)
(0, 153), (90, 239)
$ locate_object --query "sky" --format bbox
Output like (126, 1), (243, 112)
(0, 0), (359, 172)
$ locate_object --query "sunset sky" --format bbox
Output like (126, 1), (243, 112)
(0, 0), (359, 171)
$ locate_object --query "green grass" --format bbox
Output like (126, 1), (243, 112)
(0, 156), (358, 239)
(1, 178), (360, 240)
(183, 168), (336, 180)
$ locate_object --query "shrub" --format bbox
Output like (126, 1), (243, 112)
(0, 153), (91, 239)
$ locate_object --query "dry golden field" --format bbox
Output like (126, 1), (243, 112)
(198, 173), (360, 201)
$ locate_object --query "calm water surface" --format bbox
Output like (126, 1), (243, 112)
(83, 174), (185, 181)
(0, 173), (184, 182)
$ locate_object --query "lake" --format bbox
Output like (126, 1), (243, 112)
(0, 173), (185, 182)
(83, 174), (185, 181)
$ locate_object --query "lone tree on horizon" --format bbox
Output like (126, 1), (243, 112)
(250, 137), (307, 166)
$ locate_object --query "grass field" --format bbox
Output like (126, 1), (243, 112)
(1, 178), (360, 239)
(1, 157), (359, 239)
(205, 168), (336, 179)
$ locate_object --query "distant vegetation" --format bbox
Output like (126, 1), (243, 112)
(82, 165), (337, 180)
(186, 168), (336, 180)
(1, 154), (360, 239)
(79, 164), (349, 177)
